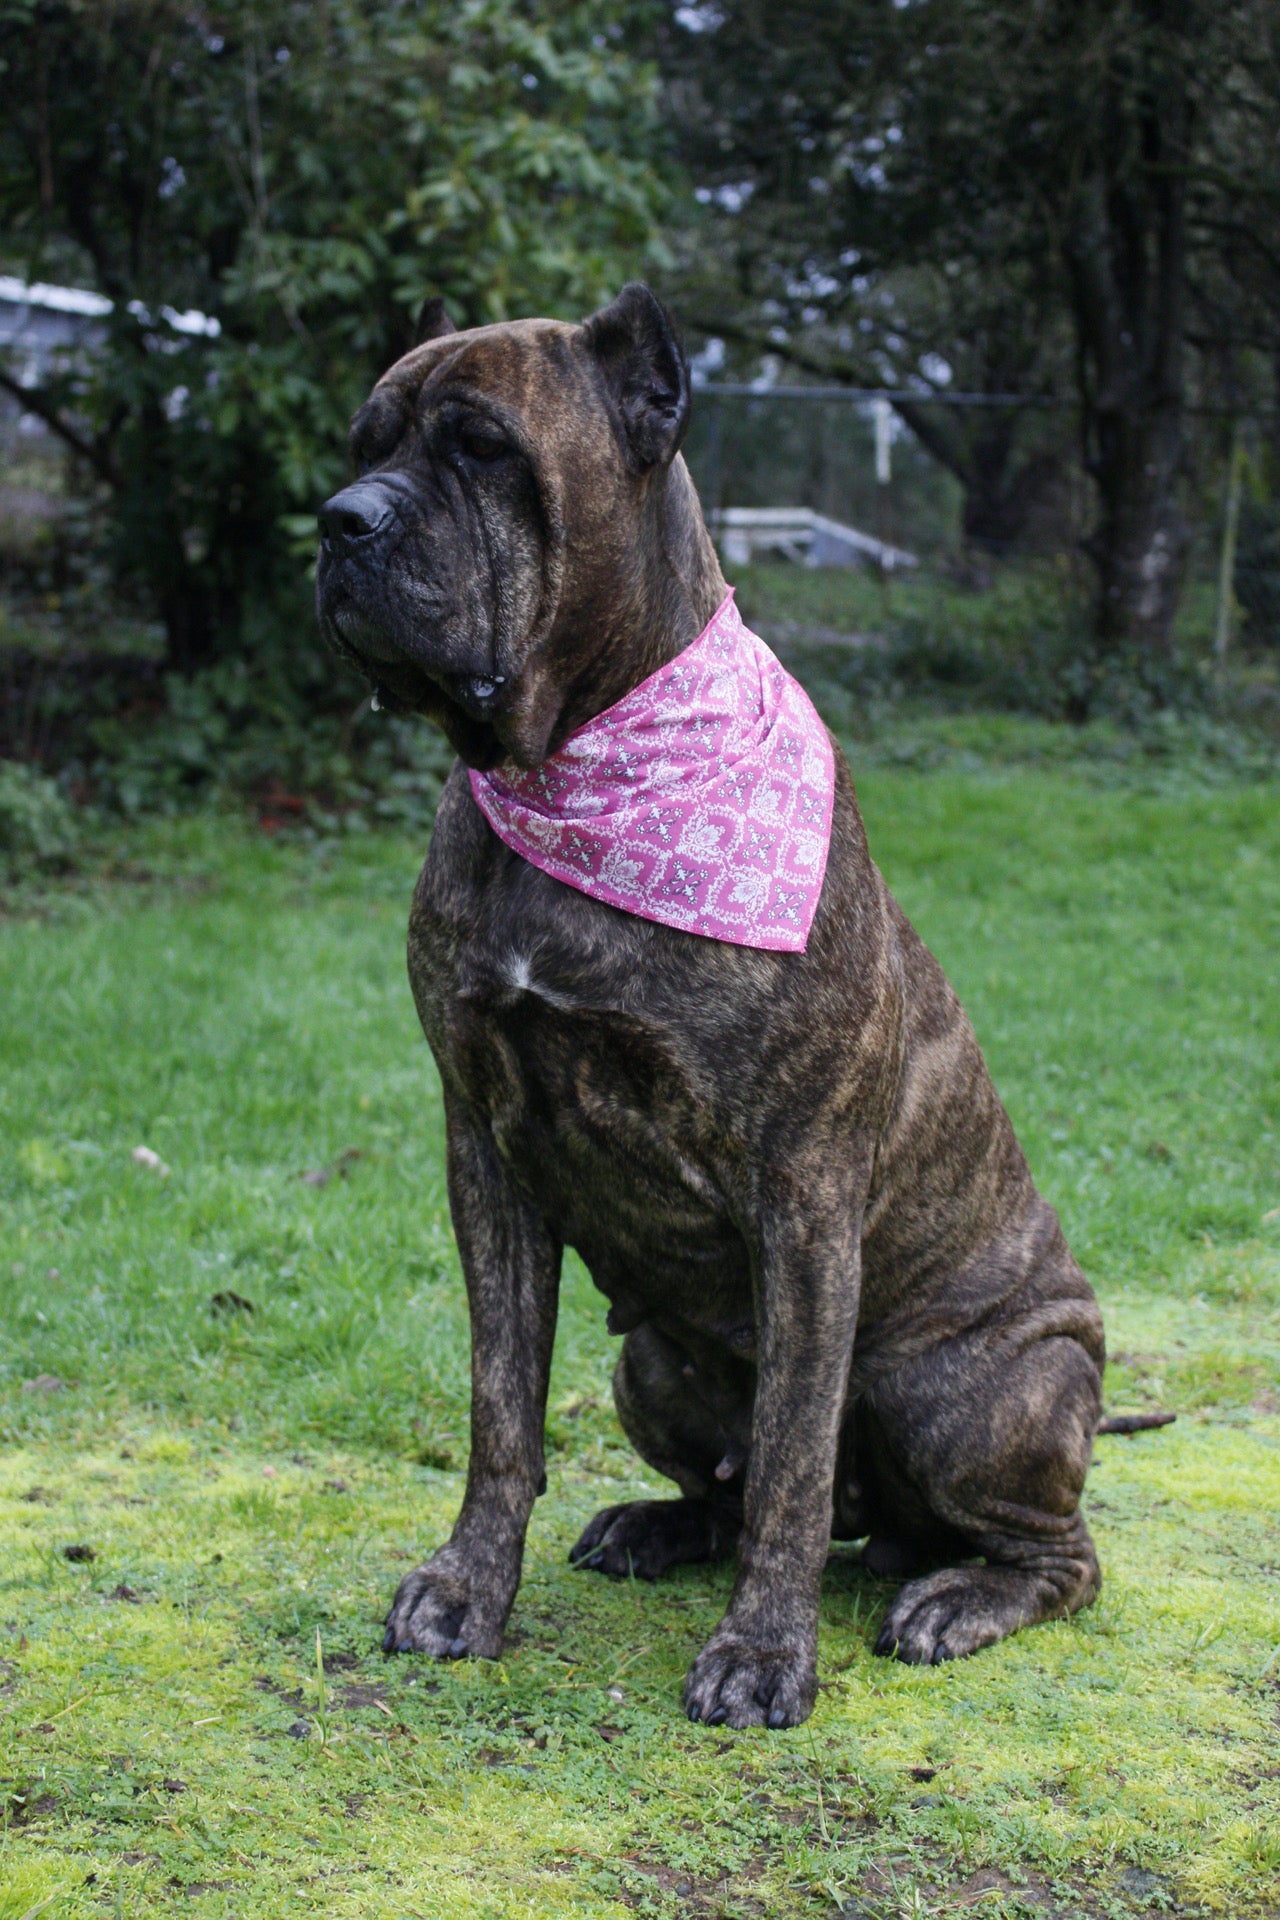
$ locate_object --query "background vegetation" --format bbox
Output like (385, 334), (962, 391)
(1, 0), (1280, 814)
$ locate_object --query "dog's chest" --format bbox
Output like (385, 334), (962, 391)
(427, 933), (747, 1305)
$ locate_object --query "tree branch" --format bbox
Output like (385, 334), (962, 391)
(0, 367), (120, 486)
(687, 312), (987, 487)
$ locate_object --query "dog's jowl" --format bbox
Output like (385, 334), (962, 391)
(316, 284), (1104, 1729)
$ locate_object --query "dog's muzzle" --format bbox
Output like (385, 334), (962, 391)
(316, 479), (506, 718)
(316, 478), (415, 668)
(317, 479), (400, 558)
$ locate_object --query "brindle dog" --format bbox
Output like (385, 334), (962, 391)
(316, 284), (1105, 1729)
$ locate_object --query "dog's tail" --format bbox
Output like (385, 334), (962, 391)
(1096, 1410), (1176, 1436)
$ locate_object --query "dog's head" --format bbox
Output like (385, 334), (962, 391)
(316, 283), (705, 770)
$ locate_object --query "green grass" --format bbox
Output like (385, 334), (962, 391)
(733, 558), (1225, 658)
(732, 563), (1280, 777)
(2, 761), (1279, 1919)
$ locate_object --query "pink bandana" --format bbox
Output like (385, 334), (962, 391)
(468, 591), (834, 951)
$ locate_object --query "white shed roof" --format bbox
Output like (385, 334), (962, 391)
(0, 276), (219, 337)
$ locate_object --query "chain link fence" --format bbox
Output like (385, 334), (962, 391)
(681, 385), (1280, 663)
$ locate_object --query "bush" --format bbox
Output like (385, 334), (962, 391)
(1235, 502), (1280, 649)
(736, 557), (1265, 734)
(0, 759), (81, 877)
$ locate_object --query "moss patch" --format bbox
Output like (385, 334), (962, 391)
(1, 1411), (1278, 1917)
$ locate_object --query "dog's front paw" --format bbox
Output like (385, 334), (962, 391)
(683, 1631), (816, 1729)
(382, 1545), (509, 1661)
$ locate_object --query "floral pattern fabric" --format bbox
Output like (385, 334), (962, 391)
(468, 591), (835, 952)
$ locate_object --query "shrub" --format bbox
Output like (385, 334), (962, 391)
(0, 759), (81, 877)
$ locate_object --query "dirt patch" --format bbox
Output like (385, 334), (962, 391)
(617, 1851), (769, 1916)
(1, 1780), (58, 1825)
(338, 1682), (388, 1709)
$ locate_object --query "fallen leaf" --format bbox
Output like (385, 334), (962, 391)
(300, 1147), (361, 1188)
(63, 1543), (96, 1563)
(209, 1289), (254, 1316)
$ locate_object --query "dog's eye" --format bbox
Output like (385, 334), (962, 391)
(351, 434), (388, 478)
(457, 425), (509, 465)
(348, 390), (407, 477)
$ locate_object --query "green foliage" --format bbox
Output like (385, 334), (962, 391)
(735, 562), (1280, 752)
(0, 756), (80, 876)
(661, 0), (1280, 646)
(62, 627), (454, 826)
(1, 774), (1278, 1913)
(0, 0), (669, 666)
(1235, 498), (1280, 650)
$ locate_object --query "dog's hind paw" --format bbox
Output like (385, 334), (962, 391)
(682, 1632), (816, 1729)
(873, 1561), (1095, 1665)
(569, 1498), (736, 1580)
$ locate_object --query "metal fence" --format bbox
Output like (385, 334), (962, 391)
(681, 384), (1280, 657)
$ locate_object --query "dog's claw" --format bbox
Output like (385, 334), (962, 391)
(768, 1704), (788, 1729)
(687, 1702), (701, 1722)
(448, 1636), (468, 1658)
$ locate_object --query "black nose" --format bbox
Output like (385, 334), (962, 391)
(317, 480), (398, 554)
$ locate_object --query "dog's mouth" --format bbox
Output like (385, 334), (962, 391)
(321, 587), (507, 717)
(318, 587), (512, 771)
(370, 668), (508, 725)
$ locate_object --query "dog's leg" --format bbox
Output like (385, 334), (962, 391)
(384, 1102), (561, 1660)
(871, 1320), (1103, 1665)
(682, 1154), (871, 1729)
(570, 1325), (745, 1578)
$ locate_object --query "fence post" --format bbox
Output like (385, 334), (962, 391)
(873, 396), (893, 614)
(1214, 421), (1245, 661)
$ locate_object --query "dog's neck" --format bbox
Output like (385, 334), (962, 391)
(546, 457), (728, 752)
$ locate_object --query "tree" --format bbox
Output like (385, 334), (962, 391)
(651, 2), (1083, 559)
(656, 0), (1271, 657)
(0, 0), (668, 669)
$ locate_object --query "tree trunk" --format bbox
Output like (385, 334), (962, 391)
(1065, 33), (1194, 658)
(894, 400), (1063, 554)
(1086, 395), (1188, 652)
(158, 570), (221, 674)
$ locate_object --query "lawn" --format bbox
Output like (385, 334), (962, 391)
(1, 755), (1279, 1919)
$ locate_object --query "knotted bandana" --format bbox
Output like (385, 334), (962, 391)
(468, 591), (835, 952)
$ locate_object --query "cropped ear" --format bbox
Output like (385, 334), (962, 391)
(415, 295), (457, 344)
(582, 282), (691, 473)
